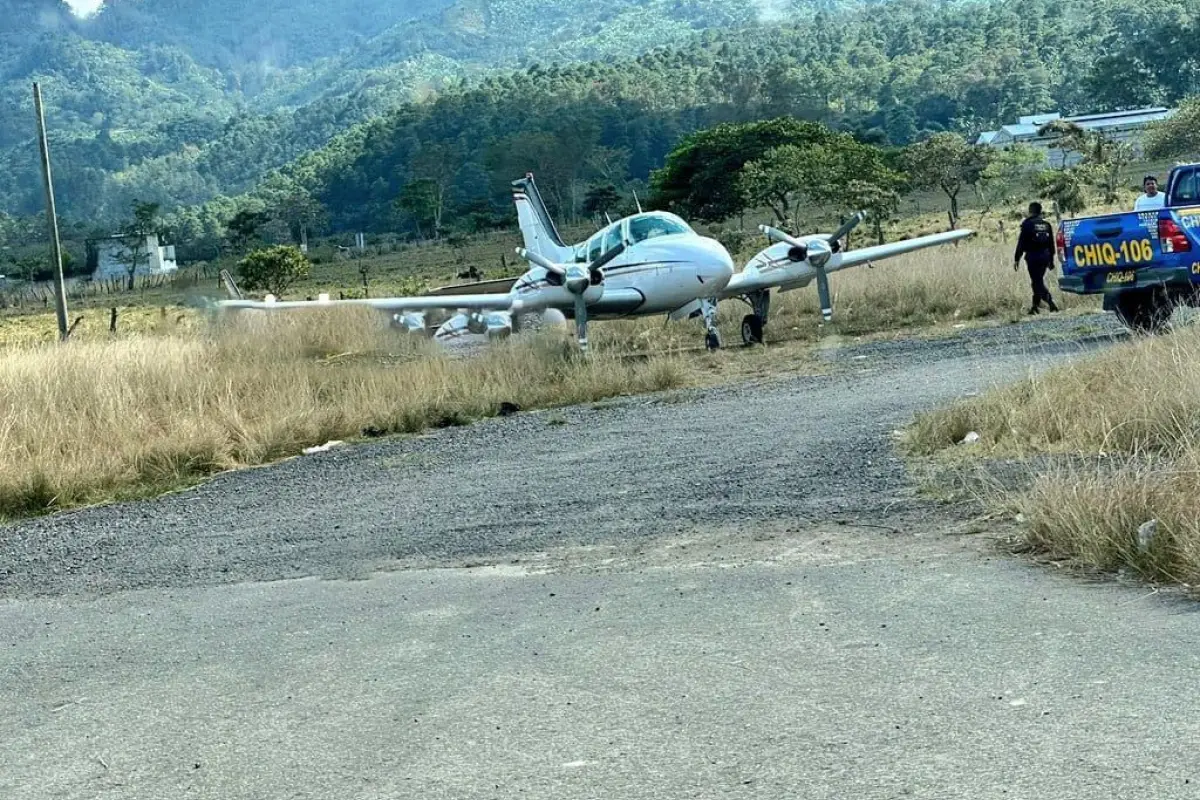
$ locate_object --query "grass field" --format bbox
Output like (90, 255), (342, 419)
(0, 308), (700, 521)
(902, 323), (1200, 586)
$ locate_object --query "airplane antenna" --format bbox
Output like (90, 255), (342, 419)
(632, 189), (643, 214)
(605, 212), (613, 225)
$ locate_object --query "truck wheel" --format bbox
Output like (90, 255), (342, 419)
(1114, 289), (1173, 335)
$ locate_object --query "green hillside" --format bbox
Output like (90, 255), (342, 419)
(0, 0), (1194, 239)
(0, 0), (813, 222)
(70, 0), (453, 69)
(158, 0), (1196, 248)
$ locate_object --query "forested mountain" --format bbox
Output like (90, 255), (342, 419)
(156, 0), (1197, 248)
(0, 0), (822, 222)
(0, 0), (1195, 243)
(76, 0), (454, 70)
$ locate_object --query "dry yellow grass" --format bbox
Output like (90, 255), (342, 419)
(1018, 459), (1200, 584)
(904, 325), (1200, 584)
(0, 307), (688, 520)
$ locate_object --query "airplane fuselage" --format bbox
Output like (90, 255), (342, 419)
(511, 230), (735, 320)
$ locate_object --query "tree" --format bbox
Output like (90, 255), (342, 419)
(236, 245), (311, 298)
(394, 179), (440, 240)
(975, 144), (1044, 220)
(1039, 120), (1135, 204)
(116, 200), (163, 291)
(1035, 169), (1091, 221)
(736, 134), (901, 233)
(737, 144), (827, 228)
(583, 184), (621, 219)
(844, 180), (902, 245)
(404, 143), (460, 239)
(225, 209), (270, 256)
(902, 133), (990, 226)
(649, 117), (841, 223)
(1145, 95), (1200, 160)
(258, 174), (328, 245)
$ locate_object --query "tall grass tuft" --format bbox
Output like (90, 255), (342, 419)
(904, 325), (1200, 584)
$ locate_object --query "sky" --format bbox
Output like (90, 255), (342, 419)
(64, 0), (105, 16)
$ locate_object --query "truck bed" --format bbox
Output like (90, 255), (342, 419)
(1057, 206), (1200, 295)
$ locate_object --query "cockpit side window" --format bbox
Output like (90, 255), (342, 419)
(627, 214), (690, 245)
(587, 234), (602, 262)
(603, 224), (622, 253)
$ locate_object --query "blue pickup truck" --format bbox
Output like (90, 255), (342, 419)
(1057, 162), (1200, 333)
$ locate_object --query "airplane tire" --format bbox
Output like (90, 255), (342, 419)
(741, 314), (764, 346)
(705, 331), (721, 351)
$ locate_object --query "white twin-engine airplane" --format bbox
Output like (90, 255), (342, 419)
(216, 173), (974, 349)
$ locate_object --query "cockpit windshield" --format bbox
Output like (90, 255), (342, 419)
(627, 213), (692, 244)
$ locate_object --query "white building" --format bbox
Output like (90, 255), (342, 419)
(974, 107), (1176, 166)
(86, 233), (178, 281)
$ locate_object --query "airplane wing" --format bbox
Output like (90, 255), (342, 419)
(216, 294), (516, 312)
(718, 228), (974, 298)
(829, 229), (974, 271)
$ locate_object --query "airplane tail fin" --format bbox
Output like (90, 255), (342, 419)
(511, 173), (574, 264)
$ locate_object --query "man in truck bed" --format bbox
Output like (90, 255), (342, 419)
(1013, 201), (1059, 314)
(1134, 175), (1166, 211)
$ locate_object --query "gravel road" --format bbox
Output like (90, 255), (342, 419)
(10, 312), (1200, 800)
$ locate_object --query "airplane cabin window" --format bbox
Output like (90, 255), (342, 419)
(588, 235), (602, 262)
(627, 214), (690, 244)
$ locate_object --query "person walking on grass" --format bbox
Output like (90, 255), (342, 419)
(1013, 201), (1059, 315)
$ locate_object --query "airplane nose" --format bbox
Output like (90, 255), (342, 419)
(702, 237), (735, 285)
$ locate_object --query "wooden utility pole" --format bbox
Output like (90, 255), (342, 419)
(33, 82), (69, 341)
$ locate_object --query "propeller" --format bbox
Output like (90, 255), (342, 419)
(515, 242), (626, 351)
(759, 211), (867, 322)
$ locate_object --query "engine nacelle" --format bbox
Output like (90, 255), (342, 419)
(434, 310), (513, 341)
(392, 311), (429, 334)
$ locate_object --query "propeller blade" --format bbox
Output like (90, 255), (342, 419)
(827, 211), (866, 252)
(516, 247), (567, 276)
(587, 241), (626, 279)
(573, 292), (590, 352)
(759, 224), (807, 250)
(816, 270), (833, 322)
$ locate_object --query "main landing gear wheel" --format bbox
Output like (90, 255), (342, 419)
(741, 314), (764, 346)
(705, 330), (721, 351)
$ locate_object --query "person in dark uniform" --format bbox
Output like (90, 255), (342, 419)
(1013, 201), (1059, 314)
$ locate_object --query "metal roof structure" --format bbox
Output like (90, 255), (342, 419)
(974, 106), (1176, 151)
